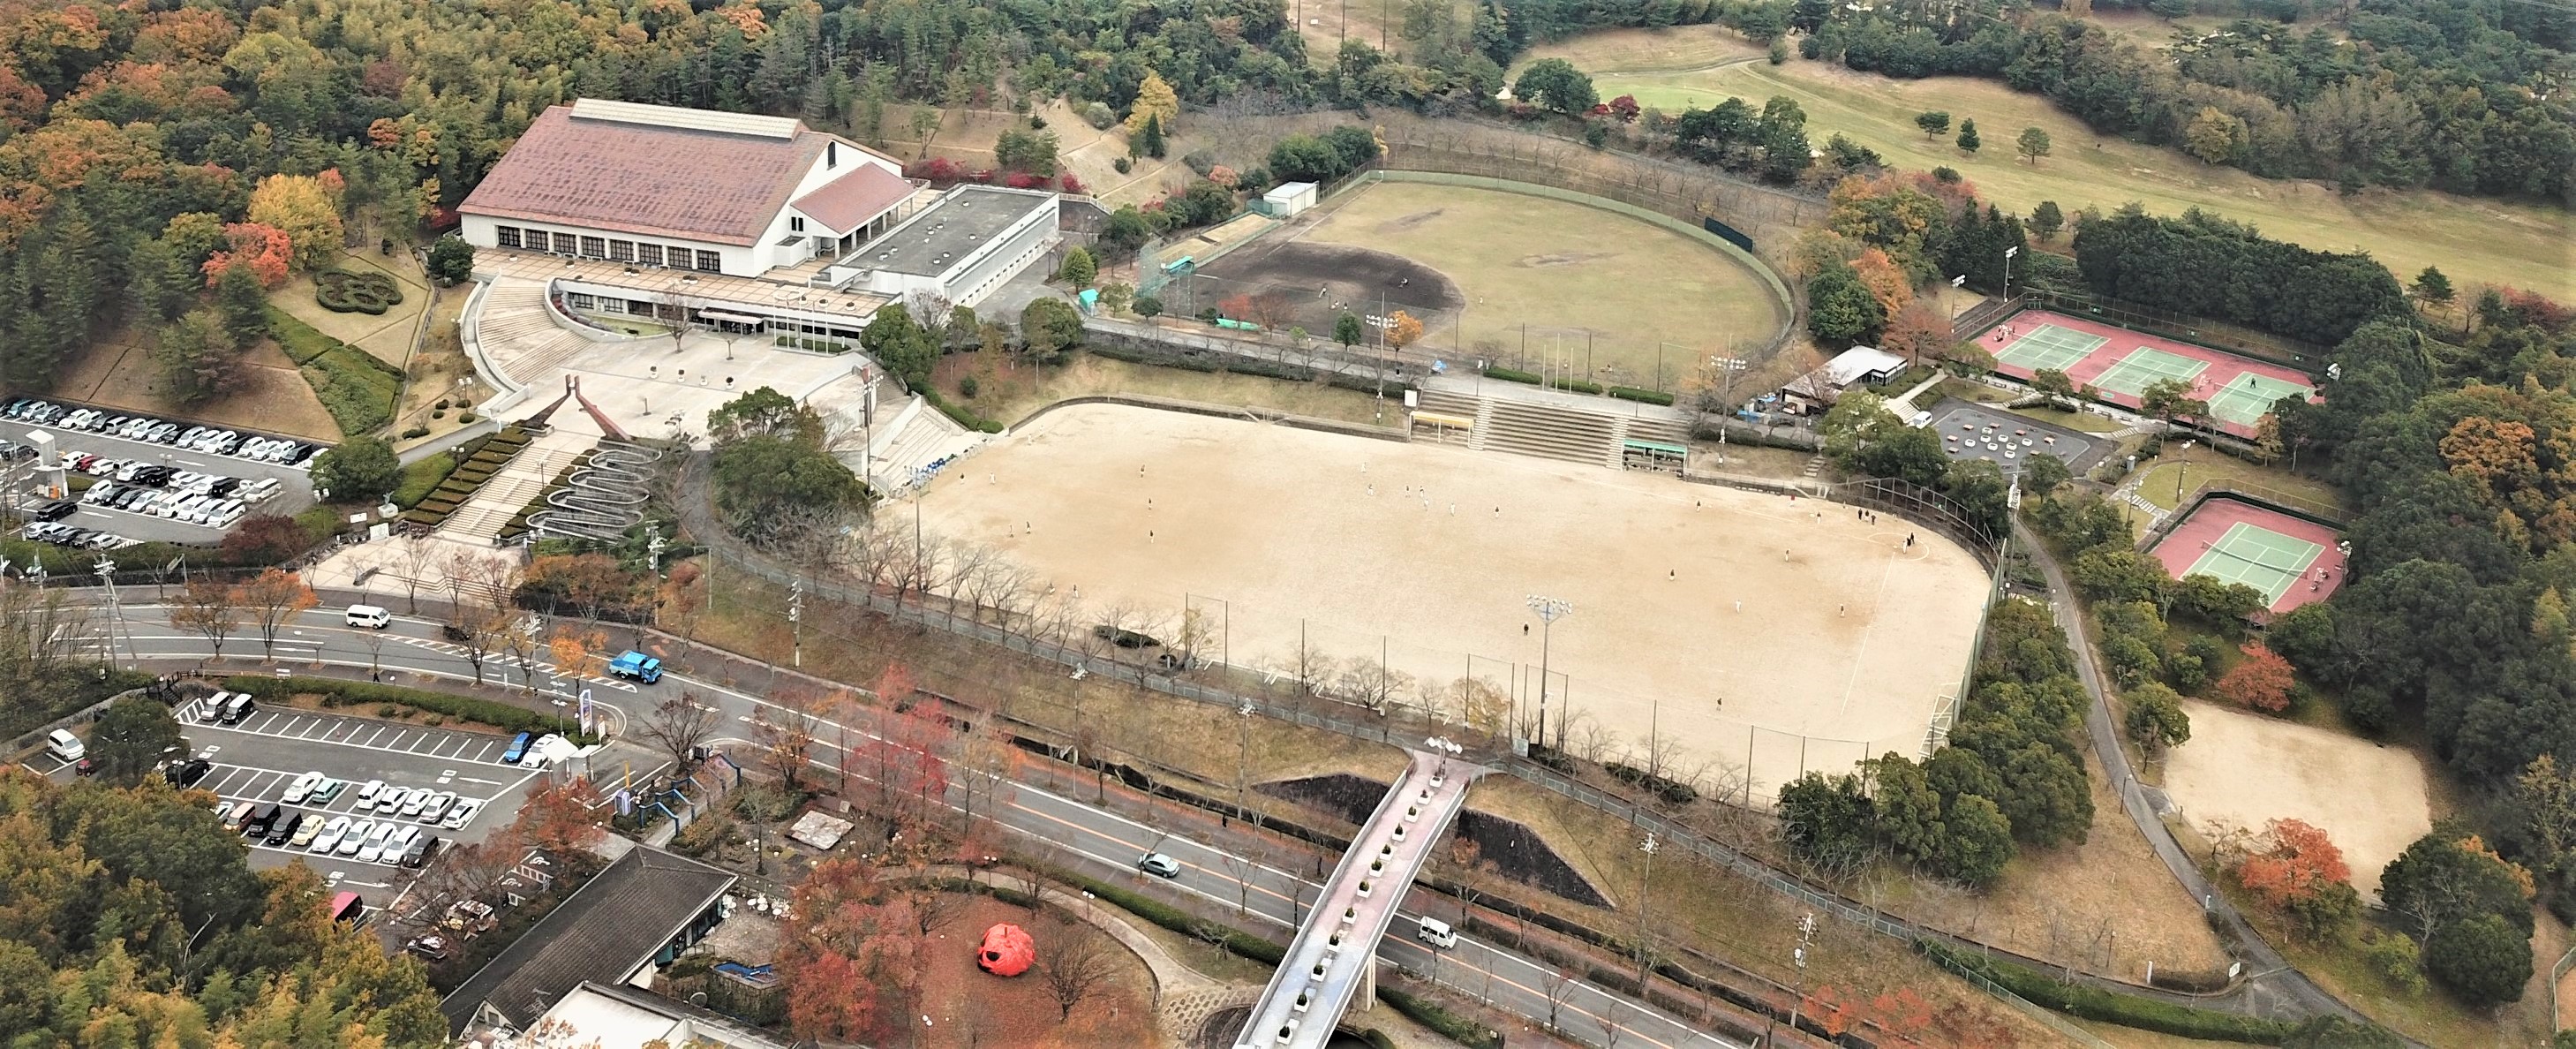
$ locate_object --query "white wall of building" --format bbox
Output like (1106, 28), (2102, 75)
(458, 140), (903, 278)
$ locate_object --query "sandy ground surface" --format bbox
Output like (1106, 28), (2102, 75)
(51, 328), (343, 441)
(913, 404), (1988, 794)
(2163, 699), (2432, 897)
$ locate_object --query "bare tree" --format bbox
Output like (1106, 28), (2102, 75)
(755, 691), (822, 792)
(1601, 996), (1632, 1048)
(396, 536), (437, 614)
(410, 838), (519, 927)
(453, 604), (505, 685)
(1540, 966), (1577, 1034)
(359, 623), (391, 682)
(640, 692), (723, 769)
(169, 577), (241, 662)
(1570, 713), (1618, 766)
(1039, 921), (1121, 1019)
(238, 569), (318, 661)
(903, 875), (972, 938)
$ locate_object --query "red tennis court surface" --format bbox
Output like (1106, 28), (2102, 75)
(1974, 310), (2318, 439)
(2149, 495), (2346, 615)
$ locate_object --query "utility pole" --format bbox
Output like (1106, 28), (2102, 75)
(1767, 912), (1818, 1045)
(96, 559), (128, 669)
(1524, 595), (1571, 753)
(788, 577), (804, 668)
(1636, 833), (1659, 992)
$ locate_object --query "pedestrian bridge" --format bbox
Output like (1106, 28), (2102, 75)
(1234, 748), (1478, 1049)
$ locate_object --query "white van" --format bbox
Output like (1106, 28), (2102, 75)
(44, 729), (84, 763)
(344, 605), (391, 630)
(1415, 916), (1457, 950)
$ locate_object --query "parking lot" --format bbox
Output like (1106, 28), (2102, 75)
(3, 398), (320, 545)
(1921, 398), (2111, 478)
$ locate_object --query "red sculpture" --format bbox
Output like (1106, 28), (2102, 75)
(976, 923), (1035, 977)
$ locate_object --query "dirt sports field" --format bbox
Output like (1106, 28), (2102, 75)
(2164, 699), (2432, 898)
(1194, 180), (1786, 392)
(914, 404), (1990, 797)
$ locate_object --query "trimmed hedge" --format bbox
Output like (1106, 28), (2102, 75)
(395, 452), (459, 509)
(224, 675), (603, 745)
(920, 386), (1004, 434)
(1603, 761), (1699, 805)
(1484, 366), (1541, 385)
(1378, 987), (1503, 1049)
(1608, 385), (1675, 406)
(1070, 876), (1284, 964)
(1549, 377), (1604, 395)
(265, 306), (339, 365)
(315, 268), (404, 314)
(1917, 940), (2294, 1044)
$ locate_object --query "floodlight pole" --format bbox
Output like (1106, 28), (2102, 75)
(1525, 595), (1571, 753)
(2002, 245), (2019, 299)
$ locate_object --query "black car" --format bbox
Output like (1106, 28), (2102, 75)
(264, 812), (305, 847)
(165, 758), (211, 788)
(399, 834), (441, 869)
(29, 500), (73, 522)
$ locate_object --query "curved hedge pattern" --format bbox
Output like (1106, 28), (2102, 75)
(315, 268), (406, 315)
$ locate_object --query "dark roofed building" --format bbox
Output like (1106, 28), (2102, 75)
(458, 99), (917, 278)
(440, 842), (737, 1035)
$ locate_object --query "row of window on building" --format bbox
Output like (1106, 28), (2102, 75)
(495, 226), (722, 273)
(555, 291), (863, 344)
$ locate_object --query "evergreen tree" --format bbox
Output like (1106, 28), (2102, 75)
(2015, 126), (2052, 166)
(1804, 264), (1886, 344)
(1139, 113), (1167, 159)
(1913, 110), (1950, 139)
(2030, 200), (2065, 243)
(1057, 247), (1096, 290)
(1334, 311), (1364, 348)
(2410, 266), (2455, 310)
(215, 262), (269, 349)
(1955, 118), (1980, 154)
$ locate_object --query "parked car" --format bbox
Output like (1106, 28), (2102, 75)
(336, 819), (378, 857)
(440, 798), (484, 830)
(310, 816), (353, 854)
(165, 758), (212, 788)
(1138, 852), (1181, 879)
(607, 651), (662, 683)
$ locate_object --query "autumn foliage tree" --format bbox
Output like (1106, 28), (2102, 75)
(2213, 642), (2295, 712)
(202, 222), (294, 288)
(782, 857), (899, 1043)
(512, 777), (606, 857)
(245, 171), (344, 271)
(1386, 309), (1424, 351)
(2236, 819), (2351, 909)
(1847, 247), (1914, 319)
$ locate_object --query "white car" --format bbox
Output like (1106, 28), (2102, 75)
(281, 771), (325, 804)
(357, 822), (402, 863)
(377, 826), (420, 864)
(440, 798), (484, 829)
(399, 789), (432, 818)
(337, 819), (379, 857)
(309, 816), (353, 854)
(356, 780), (385, 805)
(418, 791), (456, 824)
(378, 787), (412, 813)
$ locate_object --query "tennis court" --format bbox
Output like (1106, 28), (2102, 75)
(1992, 323), (2105, 372)
(2183, 523), (2323, 607)
(2090, 347), (2210, 397)
(2149, 494), (2346, 615)
(1971, 310), (2320, 439)
(2207, 374), (2316, 428)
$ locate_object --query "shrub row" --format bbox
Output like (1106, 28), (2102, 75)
(264, 306), (339, 365)
(1068, 875), (1284, 964)
(919, 386), (1004, 434)
(2147, 966), (2233, 994)
(394, 452), (458, 509)
(1607, 385), (1676, 406)
(1917, 940), (2293, 1044)
(224, 675), (603, 745)
(1376, 987), (1503, 1049)
(305, 347), (403, 436)
(1484, 366), (1541, 385)
(1083, 342), (1412, 404)
(1549, 377), (1604, 395)
(1602, 761), (1699, 805)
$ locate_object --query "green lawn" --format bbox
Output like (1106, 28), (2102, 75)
(2131, 447), (2343, 517)
(1296, 179), (1789, 390)
(1587, 57), (2575, 298)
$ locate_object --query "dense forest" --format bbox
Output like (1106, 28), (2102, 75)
(0, 766), (447, 1047)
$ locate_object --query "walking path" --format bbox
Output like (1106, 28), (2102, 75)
(2017, 521), (2392, 1035)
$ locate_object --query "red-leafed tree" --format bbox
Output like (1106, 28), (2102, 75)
(202, 221), (292, 288)
(2234, 818), (2350, 909)
(2213, 642), (2295, 712)
(511, 777), (606, 857)
(1216, 292), (1254, 321)
(782, 857), (900, 1042)
(1868, 987), (1933, 1037)
(1606, 94), (1641, 124)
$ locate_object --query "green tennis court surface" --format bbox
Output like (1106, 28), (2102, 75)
(2183, 522), (2324, 606)
(1995, 324), (2105, 372)
(2090, 346), (2210, 397)
(2206, 373), (2316, 426)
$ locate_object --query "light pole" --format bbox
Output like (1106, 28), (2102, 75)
(1524, 595), (1571, 753)
(788, 577), (804, 668)
(95, 559), (126, 669)
(2002, 245), (2019, 299)
(1709, 354), (1747, 464)
(1636, 833), (1659, 991)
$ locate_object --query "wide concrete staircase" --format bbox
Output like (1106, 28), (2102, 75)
(433, 429), (596, 543)
(1413, 389), (1693, 472)
(473, 278), (596, 389)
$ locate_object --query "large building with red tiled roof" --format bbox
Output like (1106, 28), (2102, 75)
(457, 99), (918, 278)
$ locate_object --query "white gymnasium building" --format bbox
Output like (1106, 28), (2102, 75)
(456, 99), (1063, 334)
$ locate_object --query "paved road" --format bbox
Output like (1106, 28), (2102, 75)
(87, 603), (1736, 1049)
(2019, 524), (2384, 1032)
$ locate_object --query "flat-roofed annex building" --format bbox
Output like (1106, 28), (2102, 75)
(457, 99), (915, 279)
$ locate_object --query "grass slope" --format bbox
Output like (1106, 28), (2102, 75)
(1578, 54), (2572, 298)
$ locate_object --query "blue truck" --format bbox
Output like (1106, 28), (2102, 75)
(606, 651), (662, 683)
